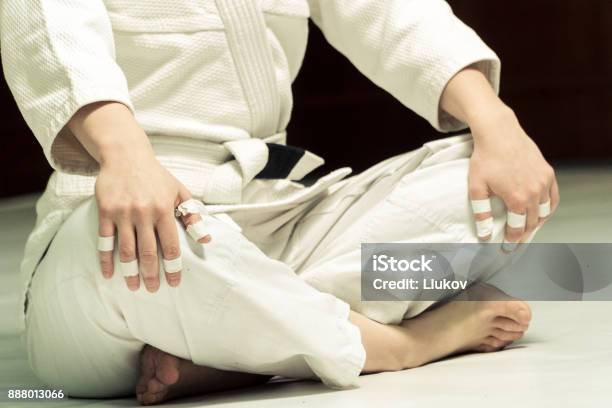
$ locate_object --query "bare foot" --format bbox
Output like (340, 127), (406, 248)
(136, 346), (270, 405)
(399, 284), (532, 368)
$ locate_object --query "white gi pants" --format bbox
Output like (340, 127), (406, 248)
(23, 135), (509, 397)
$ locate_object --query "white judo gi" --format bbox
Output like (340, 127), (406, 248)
(1, 0), (503, 396)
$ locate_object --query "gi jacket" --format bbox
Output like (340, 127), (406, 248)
(0, 0), (500, 332)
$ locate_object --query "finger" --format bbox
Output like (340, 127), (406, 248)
(184, 213), (212, 244)
(157, 214), (182, 287)
(176, 182), (193, 206)
(118, 221), (140, 291)
(98, 215), (115, 279)
(136, 222), (160, 293)
(550, 177), (560, 214)
(176, 196), (211, 244)
(537, 194), (552, 230)
(469, 183), (493, 241)
(522, 196), (540, 242)
(538, 199), (552, 220)
(504, 200), (526, 252)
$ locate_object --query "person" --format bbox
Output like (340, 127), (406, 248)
(1, 0), (558, 405)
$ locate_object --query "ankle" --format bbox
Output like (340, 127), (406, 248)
(387, 325), (422, 370)
(397, 321), (438, 369)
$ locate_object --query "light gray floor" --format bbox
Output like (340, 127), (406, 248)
(1, 166), (611, 407)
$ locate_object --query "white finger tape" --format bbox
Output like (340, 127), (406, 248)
(507, 211), (527, 229)
(186, 220), (208, 241)
(176, 199), (208, 217)
(97, 235), (115, 252)
(163, 257), (182, 274)
(539, 201), (551, 218)
(475, 217), (494, 238)
(471, 199), (492, 214)
(120, 260), (139, 277)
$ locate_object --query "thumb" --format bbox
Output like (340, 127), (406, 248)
(175, 184), (211, 244)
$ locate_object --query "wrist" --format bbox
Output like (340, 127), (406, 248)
(69, 102), (156, 166)
(464, 98), (512, 126)
(98, 133), (156, 169)
(466, 102), (518, 138)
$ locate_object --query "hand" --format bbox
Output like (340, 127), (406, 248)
(96, 149), (204, 292)
(468, 107), (560, 244)
(68, 102), (211, 292)
(440, 67), (560, 246)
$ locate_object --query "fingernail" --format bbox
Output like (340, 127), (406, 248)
(144, 278), (159, 293)
(166, 273), (181, 287)
(125, 278), (139, 291)
(199, 234), (212, 244)
(502, 239), (519, 253)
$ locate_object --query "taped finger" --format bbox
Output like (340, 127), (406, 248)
(175, 198), (208, 218)
(475, 217), (494, 239)
(97, 235), (115, 252)
(186, 219), (209, 242)
(506, 211), (527, 229)
(471, 199), (492, 214)
(120, 259), (139, 278)
(163, 257), (182, 274)
(539, 201), (551, 218)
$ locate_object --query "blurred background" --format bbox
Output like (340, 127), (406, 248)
(0, 0), (611, 199)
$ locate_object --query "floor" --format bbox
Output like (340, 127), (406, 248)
(1, 165), (611, 407)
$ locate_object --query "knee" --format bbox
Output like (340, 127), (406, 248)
(25, 307), (138, 399)
(396, 160), (507, 243)
(27, 334), (136, 399)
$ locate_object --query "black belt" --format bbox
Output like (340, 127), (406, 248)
(255, 143), (322, 181)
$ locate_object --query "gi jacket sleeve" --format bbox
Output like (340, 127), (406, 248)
(1, 0), (133, 174)
(307, 0), (501, 132)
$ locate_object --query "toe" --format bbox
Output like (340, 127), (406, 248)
(157, 353), (180, 385)
(136, 346), (157, 399)
(484, 336), (508, 350)
(511, 302), (532, 325)
(138, 346), (181, 406)
(141, 391), (159, 406)
(497, 301), (532, 325)
(517, 304), (532, 324)
(140, 347), (156, 378)
(492, 328), (524, 342)
(147, 378), (166, 394)
(493, 316), (528, 332)
(141, 389), (168, 406)
(475, 344), (498, 353)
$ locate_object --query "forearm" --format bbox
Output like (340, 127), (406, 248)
(68, 102), (154, 166)
(440, 66), (515, 137)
